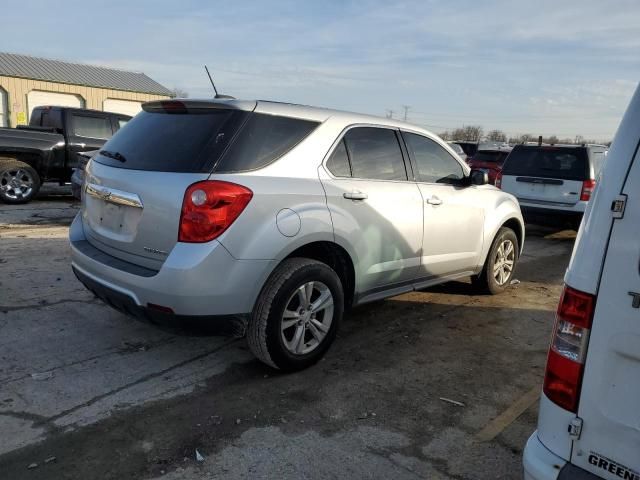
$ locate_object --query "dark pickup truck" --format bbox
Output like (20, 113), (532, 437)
(0, 106), (131, 204)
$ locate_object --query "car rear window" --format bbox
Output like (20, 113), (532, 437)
(502, 146), (589, 180)
(473, 151), (509, 164)
(94, 110), (246, 172)
(213, 113), (319, 172)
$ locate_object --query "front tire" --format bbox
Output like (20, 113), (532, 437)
(473, 227), (519, 295)
(0, 158), (41, 204)
(247, 258), (344, 371)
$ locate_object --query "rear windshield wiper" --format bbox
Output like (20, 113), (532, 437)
(100, 150), (127, 163)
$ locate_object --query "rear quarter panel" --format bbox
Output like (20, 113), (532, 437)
(211, 120), (342, 262)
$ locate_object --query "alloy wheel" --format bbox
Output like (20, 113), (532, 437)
(493, 239), (515, 286)
(281, 281), (334, 355)
(0, 168), (34, 201)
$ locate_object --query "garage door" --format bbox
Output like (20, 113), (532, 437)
(0, 88), (7, 127)
(103, 98), (142, 118)
(27, 91), (84, 120)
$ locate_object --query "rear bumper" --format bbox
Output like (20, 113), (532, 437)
(520, 205), (584, 227)
(523, 433), (565, 480)
(69, 213), (276, 318)
(523, 433), (603, 480)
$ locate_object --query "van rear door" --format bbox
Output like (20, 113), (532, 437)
(569, 151), (640, 478)
(500, 146), (588, 206)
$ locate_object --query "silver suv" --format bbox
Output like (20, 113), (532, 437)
(70, 99), (524, 371)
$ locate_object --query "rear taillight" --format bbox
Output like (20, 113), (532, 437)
(580, 179), (596, 201)
(495, 171), (502, 189)
(543, 285), (595, 412)
(178, 180), (253, 243)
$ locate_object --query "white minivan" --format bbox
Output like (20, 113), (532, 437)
(523, 86), (640, 478)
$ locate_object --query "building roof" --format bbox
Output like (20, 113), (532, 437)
(0, 52), (172, 96)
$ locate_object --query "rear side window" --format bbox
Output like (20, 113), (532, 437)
(404, 132), (464, 184)
(95, 110), (245, 172)
(326, 139), (351, 177)
(73, 115), (113, 139)
(502, 146), (589, 180)
(344, 127), (407, 181)
(214, 114), (319, 172)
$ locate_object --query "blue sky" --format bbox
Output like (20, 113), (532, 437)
(3, 0), (639, 140)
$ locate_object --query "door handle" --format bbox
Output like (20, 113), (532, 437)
(427, 196), (443, 206)
(343, 191), (368, 201)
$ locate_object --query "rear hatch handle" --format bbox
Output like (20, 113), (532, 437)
(515, 176), (564, 185)
(85, 183), (143, 209)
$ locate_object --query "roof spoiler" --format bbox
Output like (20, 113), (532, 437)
(142, 99), (256, 113)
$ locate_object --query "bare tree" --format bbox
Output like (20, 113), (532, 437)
(170, 87), (189, 98)
(462, 125), (483, 142)
(439, 131), (451, 141)
(486, 129), (507, 142)
(450, 128), (468, 141)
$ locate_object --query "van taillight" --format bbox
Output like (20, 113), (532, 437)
(495, 171), (503, 189)
(178, 180), (253, 243)
(543, 285), (595, 412)
(580, 179), (596, 201)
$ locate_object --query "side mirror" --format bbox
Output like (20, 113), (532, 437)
(470, 169), (489, 186)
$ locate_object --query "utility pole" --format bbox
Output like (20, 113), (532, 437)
(402, 105), (410, 121)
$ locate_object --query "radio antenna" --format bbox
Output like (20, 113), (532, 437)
(204, 65), (219, 97)
(204, 65), (235, 99)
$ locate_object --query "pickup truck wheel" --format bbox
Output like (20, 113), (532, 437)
(248, 258), (344, 372)
(0, 158), (41, 204)
(472, 227), (519, 295)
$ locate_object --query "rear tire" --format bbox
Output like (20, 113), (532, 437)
(247, 258), (344, 371)
(0, 158), (41, 204)
(472, 227), (519, 295)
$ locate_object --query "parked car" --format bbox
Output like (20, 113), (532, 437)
(453, 140), (479, 159)
(467, 145), (512, 185)
(523, 86), (640, 480)
(71, 150), (99, 200)
(70, 99), (525, 371)
(496, 144), (607, 228)
(447, 141), (467, 163)
(0, 106), (130, 204)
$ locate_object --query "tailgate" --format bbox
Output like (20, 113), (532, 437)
(82, 161), (209, 270)
(501, 175), (583, 205)
(79, 101), (254, 270)
(501, 146), (589, 205)
(570, 153), (640, 478)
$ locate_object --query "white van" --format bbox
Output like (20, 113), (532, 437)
(523, 87), (640, 478)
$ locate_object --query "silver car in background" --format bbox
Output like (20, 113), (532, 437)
(70, 99), (524, 371)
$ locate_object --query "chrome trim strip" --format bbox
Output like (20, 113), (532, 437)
(85, 183), (143, 209)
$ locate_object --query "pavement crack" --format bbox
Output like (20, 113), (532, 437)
(46, 338), (241, 424)
(0, 410), (49, 424)
(0, 298), (100, 313)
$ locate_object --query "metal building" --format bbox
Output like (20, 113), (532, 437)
(0, 52), (172, 127)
